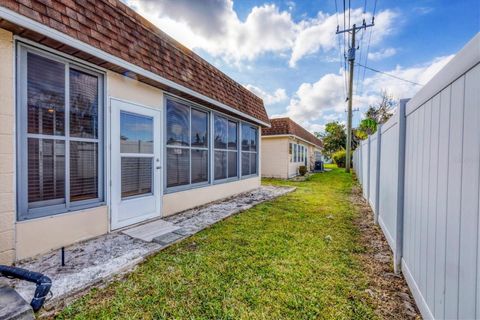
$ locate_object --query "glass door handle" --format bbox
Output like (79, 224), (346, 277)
(156, 166), (162, 170)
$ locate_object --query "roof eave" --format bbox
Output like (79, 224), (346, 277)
(0, 6), (270, 127)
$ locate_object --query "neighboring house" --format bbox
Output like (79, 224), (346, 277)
(0, 0), (270, 264)
(261, 118), (323, 179)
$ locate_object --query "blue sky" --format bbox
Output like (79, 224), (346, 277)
(125, 0), (479, 132)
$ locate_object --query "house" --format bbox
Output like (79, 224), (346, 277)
(0, 0), (270, 264)
(261, 118), (323, 179)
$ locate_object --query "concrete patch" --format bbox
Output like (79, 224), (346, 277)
(122, 219), (179, 242)
(152, 232), (184, 245)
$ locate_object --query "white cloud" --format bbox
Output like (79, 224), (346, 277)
(289, 9), (398, 67)
(126, 0), (399, 67)
(126, 0), (294, 64)
(368, 48), (397, 61)
(323, 112), (344, 122)
(284, 55), (454, 128)
(244, 85), (288, 105)
(362, 55), (454, 99)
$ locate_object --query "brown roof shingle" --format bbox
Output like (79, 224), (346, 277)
(0, 0), (269, 124)
(262, 117), (323, 148)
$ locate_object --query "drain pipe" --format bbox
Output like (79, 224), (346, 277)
(0, 265), (52, 312)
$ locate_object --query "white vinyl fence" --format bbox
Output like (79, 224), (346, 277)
(353, 33), (480, 320)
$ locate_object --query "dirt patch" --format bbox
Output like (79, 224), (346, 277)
(351, 183), (421, 319)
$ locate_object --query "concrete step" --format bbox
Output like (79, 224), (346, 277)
(0, 282), (34, 320)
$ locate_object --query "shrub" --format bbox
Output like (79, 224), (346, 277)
(332, 150), (347, 168)
(299, 165), (307, 176)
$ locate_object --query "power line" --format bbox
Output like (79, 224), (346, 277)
(355, 63), (424, 86)
(360, 0), (378, 94)
(336, 0), (348, 101)
(355, 0), (368, 97)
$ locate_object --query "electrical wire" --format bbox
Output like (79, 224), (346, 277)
(355, 0), (368, 97)
(356, 63), (424, 86)
(359, 0), (378, 94)
(335, 0), (348, 100)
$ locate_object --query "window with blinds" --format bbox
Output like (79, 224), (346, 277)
(166, 99), (209, 189)
(214, 115), (238, 181)
(18, 47), (103, 220)
(241, 123), (258, 177)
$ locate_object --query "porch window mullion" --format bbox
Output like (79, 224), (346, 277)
(65, 63), (71, 210)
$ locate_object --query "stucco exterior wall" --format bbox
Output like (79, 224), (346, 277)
(0, 29), (15, 265)
(163, 177), (261, 216)
(3, 43), (265, 262)
(107, 71), (164, 110)
(15, 206), (108, 260)
(287, 137), (308, 178)
(307, 145), (321, 171)
(260, 137), (289, 178)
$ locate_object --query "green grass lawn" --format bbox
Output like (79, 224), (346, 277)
(58, 165), (375, 319)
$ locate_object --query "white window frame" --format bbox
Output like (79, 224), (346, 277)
(16, 43), (105, 221)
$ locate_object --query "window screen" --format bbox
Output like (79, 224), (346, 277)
(166, 99), (209, 188)
(19, 49), (103, 219)
(214, 115), (238, 180)
(241, 124), (258, 177)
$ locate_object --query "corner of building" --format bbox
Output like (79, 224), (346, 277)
(0, 27), (16, 265)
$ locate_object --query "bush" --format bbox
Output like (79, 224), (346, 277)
(298, 165), (307, 176)
(332, 150), (347, 168)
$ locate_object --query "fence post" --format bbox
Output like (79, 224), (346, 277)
(394, 99), (409, 274)
(366, 135), (371, 201)
(374, 125), (382, 224)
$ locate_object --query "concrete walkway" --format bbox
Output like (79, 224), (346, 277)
(7, 186), (295, 314)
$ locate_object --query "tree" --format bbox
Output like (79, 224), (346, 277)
(355, 90), (397, 139)
(316, 121), (357, 159)
(316, 121), (346, 159)
(356, 118), (377, 140)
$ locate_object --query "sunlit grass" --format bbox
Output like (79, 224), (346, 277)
(58, 165), (375, 319)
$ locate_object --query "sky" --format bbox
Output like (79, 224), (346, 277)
(123, 0), (479, 133)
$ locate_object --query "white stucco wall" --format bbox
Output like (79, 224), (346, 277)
(15, 206), (108, 260)
(287, 138), (308, 178)
(163, 177), (260, 216)
(260, 137), (289, 178)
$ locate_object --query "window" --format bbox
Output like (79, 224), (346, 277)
(214, 115), (238, 180)
(241, 123), (258, 176)
(18, 47), (103, 220)
(289, 143), (293, 162)
(166, 99), (209, 188)
(293, 144), (298, 162)
(120, 112), (154, 198)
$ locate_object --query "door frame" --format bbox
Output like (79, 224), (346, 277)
(109, 97), (163, 230)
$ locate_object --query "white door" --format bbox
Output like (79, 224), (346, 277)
(111, 99), (162, 230)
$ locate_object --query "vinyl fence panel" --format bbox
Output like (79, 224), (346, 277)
(361, 139), (369, 197)
(353, 33), (480, 320)
(368, 132), (378, 211)
(378, 111), (399, 250)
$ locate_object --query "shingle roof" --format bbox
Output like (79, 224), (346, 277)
(0, 0), (269, 125)
(262, 117), (323, 148)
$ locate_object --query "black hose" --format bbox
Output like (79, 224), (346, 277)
(0, 265), (52, 312)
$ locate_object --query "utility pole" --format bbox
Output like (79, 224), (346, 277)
(336, 19), (374, 173)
